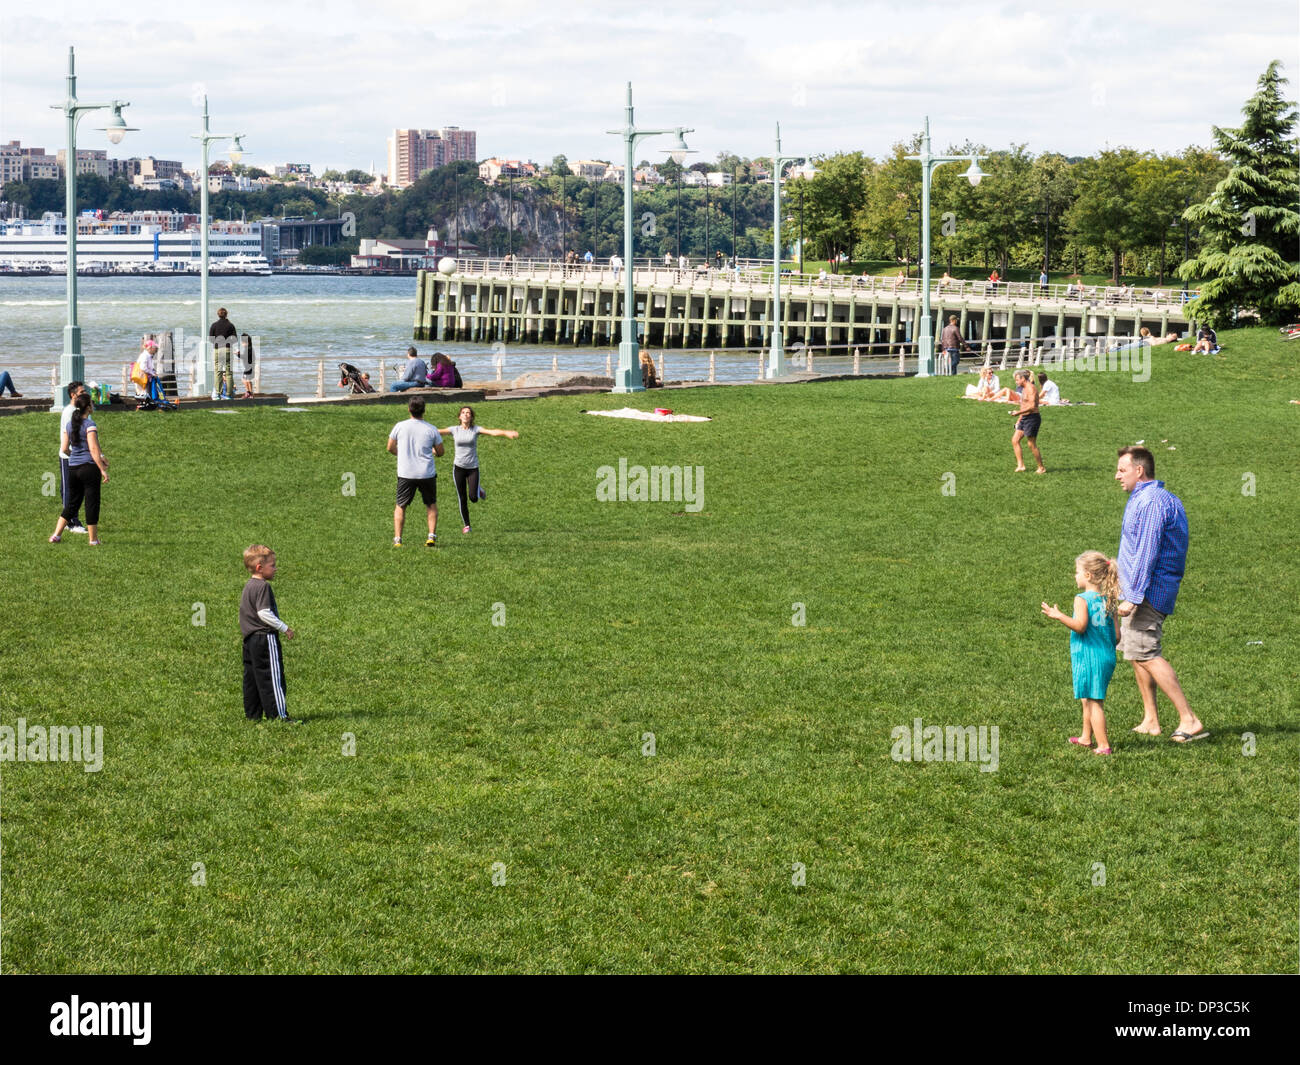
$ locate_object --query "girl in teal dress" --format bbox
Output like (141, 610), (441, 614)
(1041, 551), (1120, 755)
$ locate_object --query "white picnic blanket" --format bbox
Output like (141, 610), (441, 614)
(586, 407), (711, 422)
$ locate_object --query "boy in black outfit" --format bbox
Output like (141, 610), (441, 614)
(239, 544), (298, 722)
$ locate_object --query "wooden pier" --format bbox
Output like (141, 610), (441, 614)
(413, 259), (1199, 353)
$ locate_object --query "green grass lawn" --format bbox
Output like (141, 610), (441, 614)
(1, 328), (1296, 973)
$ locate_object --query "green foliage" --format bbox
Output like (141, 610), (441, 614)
(1180, 61), (1300, 325)
(297, 241), (357, 266)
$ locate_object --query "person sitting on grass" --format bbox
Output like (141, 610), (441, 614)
(1138, 327), (1181, 347)
(1192, 325), (1219, 354)
(0, 369), (22, 398)
(426, 352), (458, 388)
(1036, 372), (1064, 405)
(964, 365), (1000, 400)
(391, 347), (429, 392)
(640, 349), (660, 389)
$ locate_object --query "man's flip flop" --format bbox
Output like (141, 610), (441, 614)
(1170, 730), (1210, 743)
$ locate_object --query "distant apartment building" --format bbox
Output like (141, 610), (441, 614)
(8, 144), (61, 181)
(387, 127), (477, 189)
(107, 155), (185, 187)
(0, 142), (23, 186)
(56, 148), (110, 180)
(705, 171), (733, 187)
(570, 159), (610, 180)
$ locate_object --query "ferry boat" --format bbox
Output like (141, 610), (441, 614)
(211, 253), (273, 276)
(0, 211), (267, 274)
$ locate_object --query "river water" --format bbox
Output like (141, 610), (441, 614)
(0, 274), (896, 398)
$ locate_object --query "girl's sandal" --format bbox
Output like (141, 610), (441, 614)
(1093, 747), (1112, 755)
(1067, 736), (1091, 747)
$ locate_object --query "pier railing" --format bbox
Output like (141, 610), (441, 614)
(440, 257), (1198, 311)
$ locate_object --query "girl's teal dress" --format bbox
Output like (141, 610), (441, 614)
(1071, 590), (1117, 700)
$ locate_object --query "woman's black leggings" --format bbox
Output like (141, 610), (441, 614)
(63, 463), (102, 525)
(452, 464), (480, 527)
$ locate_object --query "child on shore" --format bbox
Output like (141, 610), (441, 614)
(239, 544), (298, 722)
(1041, 551), (1119, 754)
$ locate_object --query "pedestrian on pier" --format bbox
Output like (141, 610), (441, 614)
(209, 307), (237, 401)
(611, 253), (622, 282)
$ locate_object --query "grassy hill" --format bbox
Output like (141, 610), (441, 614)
(1, 327), (1295, 973)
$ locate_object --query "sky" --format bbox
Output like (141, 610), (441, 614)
(1, 0), (1297, 176)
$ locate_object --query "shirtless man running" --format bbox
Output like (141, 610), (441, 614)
(1010, 368), (1045, 474)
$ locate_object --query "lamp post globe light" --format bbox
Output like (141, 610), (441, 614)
(904, 116), (985, 377)
(51, 46), (136, 411)
(193, 96), (246, 398)
(606, 83), (691, 393)
(767, 122), (804, 379)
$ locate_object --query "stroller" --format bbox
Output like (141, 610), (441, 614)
(338, 363), (376, 394)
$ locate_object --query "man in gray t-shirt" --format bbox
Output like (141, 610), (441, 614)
(391, 346), (429, 391)
(386, 396), (444, 546)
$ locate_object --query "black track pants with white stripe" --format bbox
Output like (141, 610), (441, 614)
(243, 631), (287, 720)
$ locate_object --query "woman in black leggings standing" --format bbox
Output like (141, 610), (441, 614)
(438, 405), (519, 535)
(49, 392), (109, 546)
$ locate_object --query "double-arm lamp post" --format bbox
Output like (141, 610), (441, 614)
(193, 96), (246, 397)
(607, 83), (691, 393)
(904, 116), (985, 377)
(767, 123), (804, 378)
(51, 46), (135, 410)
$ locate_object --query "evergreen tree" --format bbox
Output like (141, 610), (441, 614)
(1179, 61), (1300, 325)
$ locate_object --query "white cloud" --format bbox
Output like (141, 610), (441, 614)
(0, 0), (1294, 173)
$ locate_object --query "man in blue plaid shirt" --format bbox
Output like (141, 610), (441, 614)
(1114, 446), (1208, 742)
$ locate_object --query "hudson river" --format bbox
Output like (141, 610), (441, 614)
(0, 273), (877, 397)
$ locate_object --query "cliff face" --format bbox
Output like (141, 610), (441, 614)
(447, 185), (571, 256)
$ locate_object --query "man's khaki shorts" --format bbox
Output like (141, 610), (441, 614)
(1119, 601), (1165, 661)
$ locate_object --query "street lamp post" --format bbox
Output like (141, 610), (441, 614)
(50, 46), (134, 410)
(606, 83), (691, 393)
(768, 122), (803, 379)
(675, 166), (682, 259)
(507, 172), (514, 259)
(797, 180), (805, 275)
(192, 96), (244, 398)
(905, 116), (985, 377)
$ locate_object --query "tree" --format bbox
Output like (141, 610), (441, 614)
(1179, 60), (1300, 325)
(856, 138), (924, 265)
(320, 169), (346, 182)
(344, 169), (374, 185)
(803, 152), (870, 269)
(1064, 147), (1144, 282)
(551, 154), (571, 177)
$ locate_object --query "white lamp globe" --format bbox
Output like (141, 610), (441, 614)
(437, 257), (457, 276)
